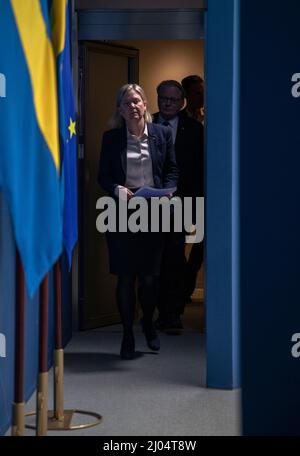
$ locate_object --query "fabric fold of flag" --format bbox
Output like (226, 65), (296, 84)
(0, 0), (63, 296)
(51, 0), (78, 268)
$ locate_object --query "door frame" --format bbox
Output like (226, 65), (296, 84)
(73, 3), (240, 389)
(78, 8), (205, 40)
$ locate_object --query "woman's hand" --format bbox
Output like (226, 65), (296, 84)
(115, 185), (134, 200)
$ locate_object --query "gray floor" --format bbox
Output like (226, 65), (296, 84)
(17, 302), (241, 436)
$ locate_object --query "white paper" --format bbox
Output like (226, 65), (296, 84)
(133, 186), (177, 198)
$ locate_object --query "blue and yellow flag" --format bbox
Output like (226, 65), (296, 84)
(51, 0), (78, 268)
(0, 0), (62, 296)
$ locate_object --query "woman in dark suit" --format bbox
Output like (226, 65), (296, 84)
(98, 84), (178, 360)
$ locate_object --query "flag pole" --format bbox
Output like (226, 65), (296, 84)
(35, 274), (49, 436)
(11, 251), (25, 436)
(53, 259), (64, 422)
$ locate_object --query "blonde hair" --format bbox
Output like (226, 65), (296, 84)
(108, 84), (152, 129)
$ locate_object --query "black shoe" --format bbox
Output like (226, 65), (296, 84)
(142, 322), (160, 351)
(120, 332), (135, 360)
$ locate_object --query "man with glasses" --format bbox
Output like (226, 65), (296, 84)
(153, 80), (204, 333)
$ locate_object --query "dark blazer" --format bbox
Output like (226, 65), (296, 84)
(152, 110), (204, 198)
(98, 122), (178, 196)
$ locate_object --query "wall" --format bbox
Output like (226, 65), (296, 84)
(205, 0), (240, 388)
(116, 40), (204, 113)
(239, 0), (300, 436)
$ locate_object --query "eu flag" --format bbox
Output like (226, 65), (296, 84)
(51, 0), (78, 268)
(0, 0), (63, 296)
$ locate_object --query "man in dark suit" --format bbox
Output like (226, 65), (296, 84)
(153, 80), (204, 331)
(181, 75), (205, 124)
(181, 75), (205, 303)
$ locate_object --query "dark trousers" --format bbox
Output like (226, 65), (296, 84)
(185, 241), (204, 299)
(116, 274), (158, 334)
(158, 231), (187, 319)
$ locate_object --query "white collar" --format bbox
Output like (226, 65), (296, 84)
(127, 122), (148, 139)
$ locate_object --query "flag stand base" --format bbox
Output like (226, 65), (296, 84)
(11, 402), (25, 436)
(25, 409), (102, 431)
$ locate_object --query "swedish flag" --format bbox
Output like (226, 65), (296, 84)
(0, 1), (62, 296)
(51, 0), (77, 268)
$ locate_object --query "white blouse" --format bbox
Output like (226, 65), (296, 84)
(125, 123), (154, 189)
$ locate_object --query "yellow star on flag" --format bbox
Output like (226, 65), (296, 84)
(68, 117), (76, 139)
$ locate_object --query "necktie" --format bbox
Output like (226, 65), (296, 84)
(162, 121), (170, 126)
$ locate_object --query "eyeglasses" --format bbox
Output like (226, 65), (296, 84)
(158, 96), (182, 104)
